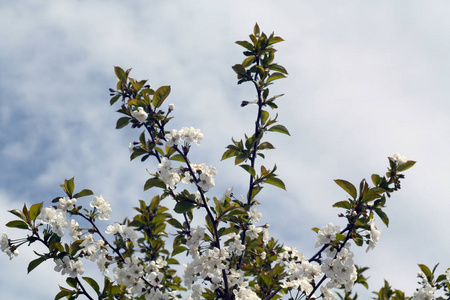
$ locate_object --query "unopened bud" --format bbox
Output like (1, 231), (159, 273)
(241, 101), (249, 107)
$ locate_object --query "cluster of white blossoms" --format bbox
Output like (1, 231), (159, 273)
(314, 223), (358, 296)
(54, 255), (85, 278)
(1, 233), (18, 259)
(105, 222), (138, 245)
(393, 153), (407, 165)
(165, 127), (203, 147)
(277, 246), (321, 296)
(90, 195), (112, 220)
(191, 163), (218, 192)
(37, 206), (69, 237)
(131, 107), (148, 123)
(158, 157), (181, 189)
(412, 282), (436, 300)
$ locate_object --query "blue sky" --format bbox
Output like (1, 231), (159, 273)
(1, 1), (450, 299)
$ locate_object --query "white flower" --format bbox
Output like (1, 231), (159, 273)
(54, 256), (84, 278)
(58, 197), (77, 211)
(69, 219), (82, 240)
(37, 207), (69, 237)
(1, 233), (9, 252)
(315, 223), (341, 247)
(131, 107), (148, 123)
(247, 225), (262, 240)
(393, 153), (407, 165)
(165, 129), (181, 147)
(366, 219), (381, 252)
(248, 208), (262, 223)
(168, 103), (175, 111)
(90, 195), (112, 220)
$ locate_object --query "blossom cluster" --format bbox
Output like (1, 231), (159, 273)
(165, 127), (203, 147)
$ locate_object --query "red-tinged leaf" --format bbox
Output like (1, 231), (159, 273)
(334, 179), (357, 199)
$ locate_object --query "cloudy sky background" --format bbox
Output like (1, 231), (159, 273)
(1, 0), (450, 298)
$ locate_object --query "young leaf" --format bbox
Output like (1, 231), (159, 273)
(264, 177), (286, 190)
(114, 66), (127, 82)
(152, 85), (171, 108)
(397, 160), (416, 172)
(73, 189), (94, 198)
(144, 178), (166, 191)
(334, 179), (357, 199)
(29, 202), (43, 222)
(266, 72), (286, 83)
(268, 124), (290, 135)
(6, 220), (29, 230)
(116, 117), (130, 129)
(83, 277), (100, 295)
(28, 256), (47, 273)
(240, 164), (256, 177)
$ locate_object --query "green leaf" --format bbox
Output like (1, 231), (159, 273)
(267, 124), (290, 136)
(266, 72), (286, 83)
(152, 86), (171, 108)
(418, 264), (432, 280)
(167, 218), (183, 229)
(264, 177), (286, 190)
(240, 164), (256, 177)
(333, 200), (352, 209)
(54, 289), (74, 300)
(268, 36), (284, 45)
(334, 179), (357, 199)
(221, 149), (239, 161)
(27, 256), (47, 273)
(172, 246), (188, 256)
(362, 190), (381, 203)
(235, 40), (254, 51)
(144, 177), (166, 191)
(242, 56), (255, 68)
(83, 277), (100, 295)
(66, 277), (78, 289)
(260, 110), (269, 125)
(73, 189), (94, 198)
(170, 154), (185, 162)
(116, 117), (130, 129)
(311, 227), (320, 233)
(375, 208), (389, 227)
(110, 94), (120, 106)
(371, 174), (381, 186)
(6, 220), (29, 230)
(258, 142), (275, 151)
(29, 202), (43, 222)
(8, 209), (26, 222)
(232, 64), (247, 76)
(268, 63), (288, 74)
(61, 178), (75, 197)
(397, 160), (416, 172)
(114, 66), (127, 82)
(174, 201), (196, 214)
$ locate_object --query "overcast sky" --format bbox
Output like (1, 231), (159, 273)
(1, 1), (450, 299)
